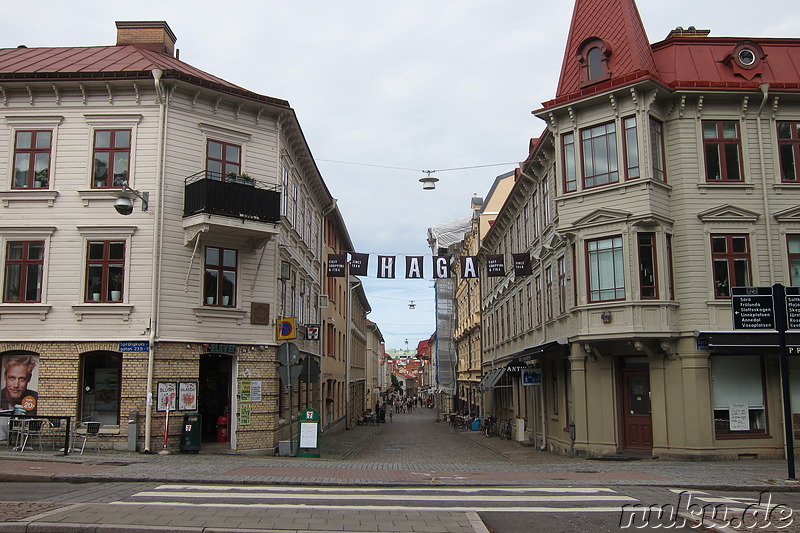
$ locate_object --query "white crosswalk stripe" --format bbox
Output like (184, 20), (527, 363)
(114, 484), (639, 513)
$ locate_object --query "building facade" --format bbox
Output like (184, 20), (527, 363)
(478, 0), (800, 459)
(0, 21), (356, 453)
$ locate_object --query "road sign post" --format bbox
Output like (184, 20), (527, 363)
(732, 285), (795, 479)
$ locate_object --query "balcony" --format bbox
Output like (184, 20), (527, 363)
(182, 171), (281, 247)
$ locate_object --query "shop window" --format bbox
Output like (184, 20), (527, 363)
(703, 121), (743, 182)
(80, 352), (121, 426)
(92, 130), (130, 188)
(581, 122), (619, 188)
(587, 236), (625, 302)
(711, 234), (750, 298)
(12, 131), (51, 189)
(778, 122), (800, 182)
(637, 233), (658, 299)
(711, 355), (767, 436)
(206, 140), (241, 180)
(4, 241), (44, 303)
(85, 241), (125, 303)
(789, 235), (800, 286)
(204, 246), (237, 306)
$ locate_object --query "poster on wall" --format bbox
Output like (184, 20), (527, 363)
(178, 382), (198, 411)
(1, 354), (40, 415)
(250, 381), (262, 402)
(157, 382), (177, 412)
(240, 403), (252, 425)
(729, 402), (750, 431)
(240, 381), (252, 402)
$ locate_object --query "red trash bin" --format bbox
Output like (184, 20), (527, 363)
(216, 415), (228, 442)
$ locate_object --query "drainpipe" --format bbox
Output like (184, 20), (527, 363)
(320, 200), (337, 420)
(755, 83), (775, 283)
(346, 271), (360, 430)
(144, 69), (167, 453)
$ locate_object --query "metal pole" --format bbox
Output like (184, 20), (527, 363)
(774, 283), (795, 479)
(288, 377), (294, 455)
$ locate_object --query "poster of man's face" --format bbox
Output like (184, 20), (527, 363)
(1, 354), (39, 415)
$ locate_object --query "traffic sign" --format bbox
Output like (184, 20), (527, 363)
(276, 317), (297, 340)
(277, 341), (300, 365)
(732, 286), (775, 329)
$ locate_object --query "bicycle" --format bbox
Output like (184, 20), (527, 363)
(483, 415), (497, 437)
(499, 418), (512, 440)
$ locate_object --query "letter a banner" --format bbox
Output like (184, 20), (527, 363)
(405, 256), (424, 279)
(460, 256), (478, 278)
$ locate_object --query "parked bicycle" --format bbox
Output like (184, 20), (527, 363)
(499, 418), (512, 440)
(483, 415), (497, 437)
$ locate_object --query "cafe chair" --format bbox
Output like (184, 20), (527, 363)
(8, 418), (26, 450)
(47, 417), (67, 451)
(18, 419), (45, 452)
(76, 421), (103, 454)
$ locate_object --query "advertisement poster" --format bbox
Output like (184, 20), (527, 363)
(239, 381), (251, 402)
(1, 354), (40, 415)
(157, 382), (177, 412)
(178, 382), (197, 411)
(240, 403), (252, 425)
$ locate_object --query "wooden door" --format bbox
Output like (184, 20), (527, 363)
(621, 370), (652, 451)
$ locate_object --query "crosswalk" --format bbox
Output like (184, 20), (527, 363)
(114, 484), (639, 513)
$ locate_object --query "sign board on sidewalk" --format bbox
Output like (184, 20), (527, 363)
(786, 287), (800, 330)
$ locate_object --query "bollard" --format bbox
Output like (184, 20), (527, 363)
(128, 410), (138, 452)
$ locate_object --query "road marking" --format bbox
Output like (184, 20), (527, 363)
(131, 490), (636, 502)
(153, 484), (619, 494)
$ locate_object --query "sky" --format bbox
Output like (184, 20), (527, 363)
(3, 1), (799, 350)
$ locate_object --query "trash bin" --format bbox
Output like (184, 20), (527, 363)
(180, 413), (202, 453)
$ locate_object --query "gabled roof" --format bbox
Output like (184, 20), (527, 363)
(554, 0), (657, 99)
(0, 45), (290, 108)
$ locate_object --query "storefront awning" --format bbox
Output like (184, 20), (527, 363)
(477, 367), (506, 391)
(518, 339), (569, 362)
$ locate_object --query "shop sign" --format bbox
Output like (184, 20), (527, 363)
(204, 343), (237, 354)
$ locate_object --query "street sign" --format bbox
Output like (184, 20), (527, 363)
(276, 317), (297, 340)
(786, 287), (800, 330)
(521, 369), (542, 386)
(277, 364), (302, 385)
(276, 341), (300, 365)
(732, 286), (775, 329)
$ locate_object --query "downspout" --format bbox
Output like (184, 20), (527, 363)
(144, 69), (167, 453)
(755, 84), (775, 283)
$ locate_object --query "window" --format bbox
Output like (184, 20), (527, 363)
(558, 256), (567, 314)
(582, 122), (619, 188)
(206, 140), (240, 180)
(13, 131), (51, 189)
(711, 234), (750, 298)
(788, 235), (800, 286)
(778, 122), (800, 182)
(545, 265), (553, 319)
(623, 117), (639, 179)
(649, 118), (666, 181)
(85, 241), (125, 303)
(80, 352), (121, 426)
(562, 133), (577, 193)
(535, 274), (542, 325)
(542, 177), (551, 226)
(532, 187), (540, 237)
(578, 38), (611, 86)
(587, 236), (625, 302)
(204, 246), (236, 306)
(666, 234), (675, 300)
(4, 241), (44, 302)
(92, 130), (131, 188)
(711, 355), (767, 436)
(703, 121), (743, 182)
(637, 233), (658, 299)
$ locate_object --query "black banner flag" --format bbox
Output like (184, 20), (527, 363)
(327, 254), (346, 277)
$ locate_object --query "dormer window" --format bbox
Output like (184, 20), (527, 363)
(578, 37), (612, 87)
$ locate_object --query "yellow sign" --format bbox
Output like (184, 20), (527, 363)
(276, 317), (297, 340)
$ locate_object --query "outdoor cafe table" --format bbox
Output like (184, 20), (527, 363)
(0, 412), (73, 455)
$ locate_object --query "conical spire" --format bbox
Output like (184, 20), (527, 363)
(555, 0), (657, 100)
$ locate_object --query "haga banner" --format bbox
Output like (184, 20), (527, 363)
(325, 253), (535, 280)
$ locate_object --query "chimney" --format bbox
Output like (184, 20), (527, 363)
(115, 21), (177, 57)
(666, 26), (711, 40)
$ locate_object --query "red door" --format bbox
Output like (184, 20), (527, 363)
(621, 371), (652, 451)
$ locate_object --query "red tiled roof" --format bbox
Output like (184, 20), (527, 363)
(555, 0), (657, 99)
(0, 45), (290, 108)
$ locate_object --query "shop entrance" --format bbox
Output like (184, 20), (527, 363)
(199, 354), (232, 444)
(621, 370), (653, 451)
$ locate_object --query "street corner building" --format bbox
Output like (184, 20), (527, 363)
(442, 0), (800, 460)
(0, 21), (381, 453)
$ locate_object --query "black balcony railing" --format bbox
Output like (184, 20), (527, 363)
(183, 171), (281, 223)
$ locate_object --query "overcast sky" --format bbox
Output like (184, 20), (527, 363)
(3, 1), (798, 349)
